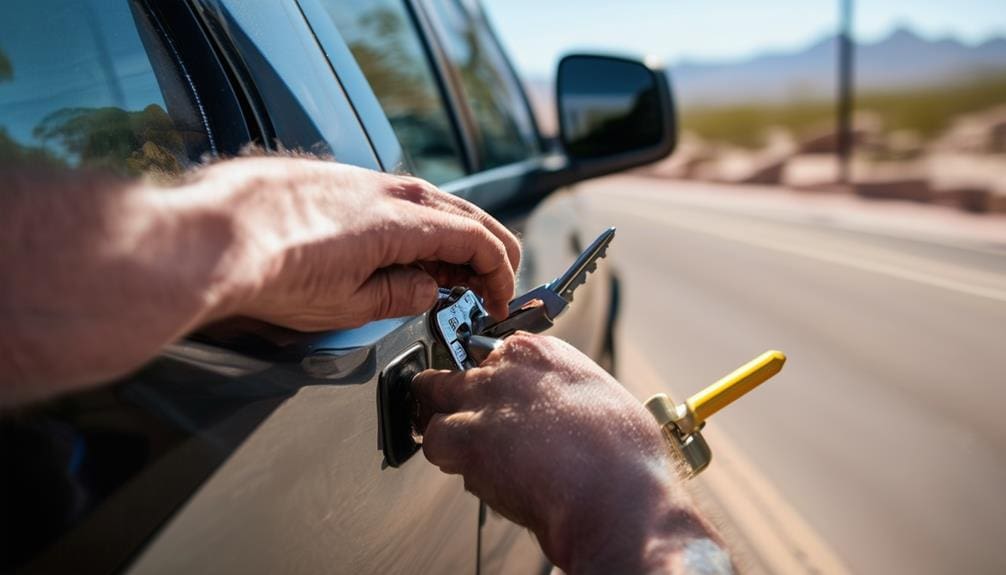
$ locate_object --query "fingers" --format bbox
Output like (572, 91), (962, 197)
(422, 411), (480, 474)
(476, 331), (543, 368)
(434, 192), (522, 274)
(412, 368), (468, 414)
(416, 263), (500, 314)
(417, 261), (480, 290)
(388, 176), (522, 274)
(352, 266), (438, 321)
(394, 208), (514, 318)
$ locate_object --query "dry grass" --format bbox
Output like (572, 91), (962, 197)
(680, 73), (1006, 148)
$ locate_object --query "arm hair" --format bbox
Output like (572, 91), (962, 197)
(0, 166), (241, 406)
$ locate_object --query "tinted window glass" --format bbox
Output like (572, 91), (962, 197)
(425, 0), (538, 169)
(321, 0), (466, 185)
(0, 0), (212, 177)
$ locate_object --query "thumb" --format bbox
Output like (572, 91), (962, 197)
(355, 266), (438, 321)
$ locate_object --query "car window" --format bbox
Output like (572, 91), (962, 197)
(0, 0), (213, 177)
(319, 0), (466, 185)
(424, 0), (539, 170)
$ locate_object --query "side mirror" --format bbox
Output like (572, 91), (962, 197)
(555, 54), (676, 182)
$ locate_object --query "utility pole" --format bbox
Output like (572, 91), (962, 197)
(837, 0), (854, 186)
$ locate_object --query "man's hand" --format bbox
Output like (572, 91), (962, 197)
(1, 157), (520, 405)
(412, 334), (730, 574)
(191, 157), (520, 326)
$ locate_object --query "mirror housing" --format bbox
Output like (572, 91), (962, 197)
(548, 54), (676, 186)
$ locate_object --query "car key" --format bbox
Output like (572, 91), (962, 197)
(427, 228), (788, 483)
(480, 227), (615, 339)
(429, 227), (616, 370)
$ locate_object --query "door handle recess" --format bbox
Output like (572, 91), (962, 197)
(378, 344), (427, 467)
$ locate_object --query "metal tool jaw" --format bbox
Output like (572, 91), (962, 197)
(428, 227), (616, 369)
(431, 287), (491, 370)
(644, 394), (712, 479)
(479, 226), (614, 340)
(429, 285), (556, 370)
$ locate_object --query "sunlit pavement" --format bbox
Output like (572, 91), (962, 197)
(576, 175), (1006, 574)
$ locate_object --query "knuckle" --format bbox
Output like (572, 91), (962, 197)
(422, 420), (449, 455)
(456, 217), (481, 237)
(394, 176), (439, 205)
(492, 235), (509, 261)
(508, 330), (541, 346)
(374, 271), (396, 319)
(502, 332), (548, 359)
(418, 179), (444, 197)
(384, 175), (422, 201)
(508, 238), (522, 267)
(408, 275), (429, 308)
(466, 203), (493, 224)
(481, 233), (508, 268)
(410, 371), (430, 394)
(541, 334), (566, 351)
(466, 366), (503, 396)
(423, 414), (473, 468)
(462, 223), (506, 270)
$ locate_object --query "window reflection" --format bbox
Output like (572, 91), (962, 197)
(0, 48), (11, 82)
(425, 0), (538, 169)
(0, 0), (210, 176)
(321, 0), (466, 185)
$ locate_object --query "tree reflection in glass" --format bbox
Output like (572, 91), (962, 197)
(322, 0), (466, 184)
(425, 0), (538, 169)
(0, 0), (208, 177)
(0, 48), (12, 83)
(32, 105), (185, 175)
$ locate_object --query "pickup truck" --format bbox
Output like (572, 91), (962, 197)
(0, 0), (676, 572)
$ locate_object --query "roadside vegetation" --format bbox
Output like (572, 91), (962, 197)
(680, 72), (1006, 148)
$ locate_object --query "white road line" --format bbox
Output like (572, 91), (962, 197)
(610, 204), (1006, 304)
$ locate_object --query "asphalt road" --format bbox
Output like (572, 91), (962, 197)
(574, 176), (1006, 575)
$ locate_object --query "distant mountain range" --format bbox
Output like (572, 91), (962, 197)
(522, 27), (1006, 129)
(669, 28), (1006, 107)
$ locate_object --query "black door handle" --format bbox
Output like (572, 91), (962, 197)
(377, 344), (427, 467)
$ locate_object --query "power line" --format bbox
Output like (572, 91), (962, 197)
(837, 0), (855, 186)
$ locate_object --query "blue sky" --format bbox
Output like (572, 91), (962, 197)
(482, 0), (1006, 76)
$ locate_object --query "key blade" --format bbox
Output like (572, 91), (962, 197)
(478, 227), (616, 339)
(480, 286), (567, 338)
(548, 227), (615, 303)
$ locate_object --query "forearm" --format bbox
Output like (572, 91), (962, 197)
(0, 167), (247, 406)
(0, 157), (521, 406)
(571, 505), (733, 575)
(414, 333), (735, 575)
(558, 460), (732, 575)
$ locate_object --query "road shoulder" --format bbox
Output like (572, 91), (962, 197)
(619, 343), (852, 575)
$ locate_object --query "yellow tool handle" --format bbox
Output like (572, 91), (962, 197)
(685, 350), (786, 427)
